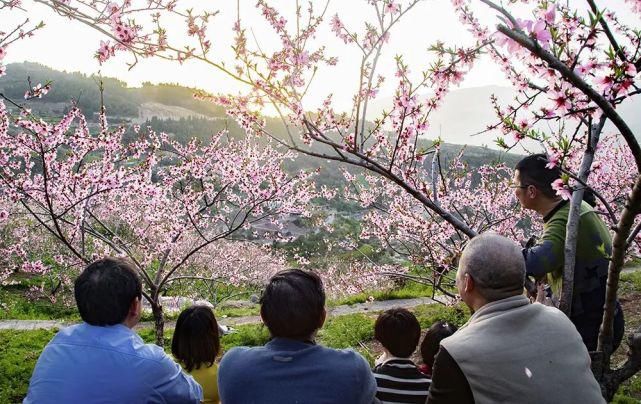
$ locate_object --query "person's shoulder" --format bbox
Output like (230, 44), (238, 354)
(133, 340), (169, 361)
(48, 323), (87, 342)
(221, 345), (261, 358)
(530, 303), (577, 329)
(219, 346), (263, 368)
(218, 346), (263, 385)
(320, 346), (371, 370)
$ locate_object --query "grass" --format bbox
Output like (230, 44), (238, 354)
(319, 313), (377, 363)
(413, 302), (471, 328)
(0, 329), (57, 404)
(613, 374), (641, 403)
(220, 324), (270, 352)
(330, 281), (434, 307)
(215, 305), (260, 319)
(620, 270), (641, 294)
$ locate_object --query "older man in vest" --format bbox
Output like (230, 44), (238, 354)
(426, 233), (604, 404)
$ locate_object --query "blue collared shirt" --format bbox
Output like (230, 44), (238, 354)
(24, 323), (202, 404)
(218, 337), (377, 404)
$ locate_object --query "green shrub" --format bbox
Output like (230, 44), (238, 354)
(0, 289), (79, 321)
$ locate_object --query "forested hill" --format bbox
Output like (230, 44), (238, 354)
(0, 62), (226, 119)
(0, 62), (521, 180)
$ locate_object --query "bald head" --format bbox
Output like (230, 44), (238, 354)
(459, 233), (525, 302)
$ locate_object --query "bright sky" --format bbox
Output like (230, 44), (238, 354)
(3, 1), (638, 114)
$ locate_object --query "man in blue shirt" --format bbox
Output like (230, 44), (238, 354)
(218, 269), (377, 404)
(24, 258), (202, 404)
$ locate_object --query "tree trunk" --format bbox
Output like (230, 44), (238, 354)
(600, 325), (641, 401)
(598, 175), (641, 371)
(559, 120), (603, 315)
(151, 301), (165, 347)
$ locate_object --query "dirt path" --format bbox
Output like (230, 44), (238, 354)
(0, 296), (447, 331)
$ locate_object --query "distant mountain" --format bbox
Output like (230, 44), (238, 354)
(0, 62), (226, 120)
(367, 85), (641, 148)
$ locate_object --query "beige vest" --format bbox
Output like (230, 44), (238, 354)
(441, 295), (604, 404)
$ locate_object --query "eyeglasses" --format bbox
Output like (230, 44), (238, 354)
(508, 183), (530, 189)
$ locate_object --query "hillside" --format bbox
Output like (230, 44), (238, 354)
(0, 62), (522, 188)
(0, 62), (226, 119)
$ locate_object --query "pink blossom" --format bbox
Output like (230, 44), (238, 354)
(549, 89), (571, 114)
(544, 5), (556, 24)
(595, 75), (615, 93)
(330, 14), (352, 44)
(546, 152), (561, 169)
(531, 20), (552, 46)
(97, 40), (115, 63)
(551, 179), (572, 200)
(21, 260), (47, 274)
(385, 1), (400, 15)
(624, 63), (637, 77)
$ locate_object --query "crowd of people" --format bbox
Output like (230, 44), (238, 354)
(22, 155), (617, 403)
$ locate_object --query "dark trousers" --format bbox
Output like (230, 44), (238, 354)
(572, 301), (625, 352)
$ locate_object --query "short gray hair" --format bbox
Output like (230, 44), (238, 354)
(459, 233), (525, 302)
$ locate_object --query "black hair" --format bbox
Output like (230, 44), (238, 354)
(260, 269), (325, 339)
(514, 153), (561, 199)
(420, 321), (458, 368)
(374, 308), (421, 358)
(74, 258), (142, 326)
(171, 305), (220, 372)
(583, 188), (597, 207)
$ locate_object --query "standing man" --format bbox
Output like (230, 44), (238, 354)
(513, 154), (624, 351)
(25, 258), (203, 403)
(218, 268), (377, 404)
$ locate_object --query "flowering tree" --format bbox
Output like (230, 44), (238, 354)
(451, 1), (641, 396)
(10, 0), (641, 395)
(0, 94), (315, 344)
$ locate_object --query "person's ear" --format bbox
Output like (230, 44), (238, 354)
(464, 273), (475, 294)
(318, 308), (327, 329)
(527, 185), (537, 199)
(129, 297), (141, 318)
(260, 306), (268, 327)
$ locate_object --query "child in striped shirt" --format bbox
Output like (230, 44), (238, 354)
(372, 308), (431, 404)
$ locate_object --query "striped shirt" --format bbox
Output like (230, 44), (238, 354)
(372, 358), (431, 404)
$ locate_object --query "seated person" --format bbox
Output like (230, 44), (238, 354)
(427, 233), (604, 404)
(418, 321), (458, 377)
(172, 305), (221, 403)
(24, 258), (202, 404)
(218, 269), (376, 404)
(372, 308), (431, 404)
